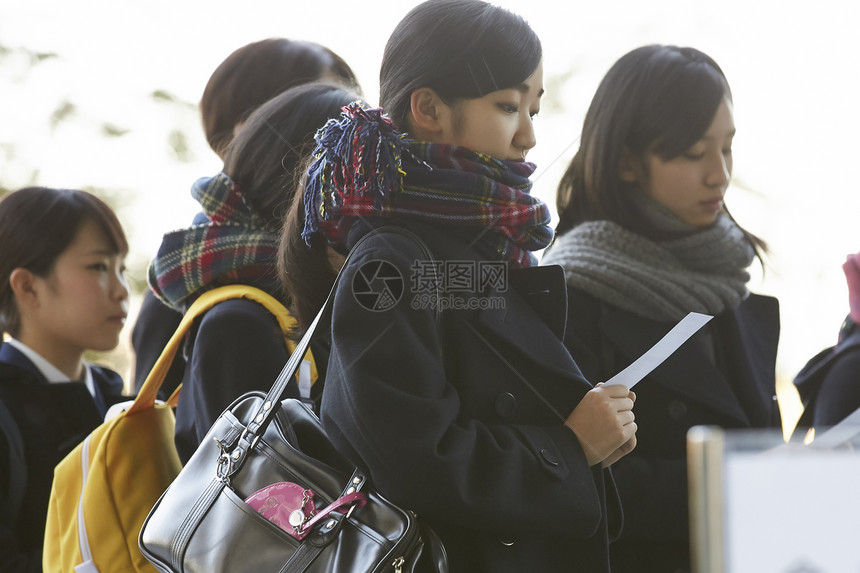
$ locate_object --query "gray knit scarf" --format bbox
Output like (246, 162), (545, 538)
(541, 198), (755, 322)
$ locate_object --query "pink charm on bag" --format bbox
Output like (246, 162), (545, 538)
(244, 482), (316, 539)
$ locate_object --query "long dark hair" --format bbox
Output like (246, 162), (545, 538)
(379, 0), (542, 129)
(0, 187), (128, 337)
(200, 38), (360, 157)
(555, 44), (766, 256)
(277, 187), (340, 334)
(221, 82), (361, 231)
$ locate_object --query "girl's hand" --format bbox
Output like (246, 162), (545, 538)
(565, 385), (637, 467)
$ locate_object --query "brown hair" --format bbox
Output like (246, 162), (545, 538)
(0, 187), (128, 337)
(200, 38), (360, 157)
(277, 182), (339, 335)
(221, 82), (361, 231)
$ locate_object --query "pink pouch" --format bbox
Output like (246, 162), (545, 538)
(244, 482), (316, 539)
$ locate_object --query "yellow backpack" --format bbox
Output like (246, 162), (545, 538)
(42, 285), (316, 572)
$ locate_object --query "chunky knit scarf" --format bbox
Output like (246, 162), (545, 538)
(302, 103), (552, 268)
(148, 173), (279, 311)
(542, 197), (755, 322)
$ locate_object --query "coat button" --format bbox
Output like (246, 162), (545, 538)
(539, 448), (560, 467)
(495, 393), (517, 418)
(668, 400), (688, 420)
(498, 534), (518, 546)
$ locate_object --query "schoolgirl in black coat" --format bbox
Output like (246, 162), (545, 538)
(0, 187), (129, 572)
(279, 3), (638, 569)
(543, 45), (781, 573)
(130, 38), (360, 399)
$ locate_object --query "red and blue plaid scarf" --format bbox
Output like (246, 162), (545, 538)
(148, 173), (279, 310)
(303, 103), (552, 267)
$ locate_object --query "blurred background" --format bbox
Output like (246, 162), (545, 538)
(2, 0), (858, 434)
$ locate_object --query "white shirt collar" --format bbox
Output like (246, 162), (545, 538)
(5, 338), (96, 398)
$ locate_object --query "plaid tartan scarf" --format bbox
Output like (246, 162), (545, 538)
(148, 173), (280, 310)
(302, 103), (552, 267)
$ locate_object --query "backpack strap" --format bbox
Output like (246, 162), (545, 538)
(128, 285), (317, 416)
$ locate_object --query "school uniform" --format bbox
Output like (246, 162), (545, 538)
(0, 341), (125, 572)
(561, 289), (780, 573)
(173, 295), (319, 463)
(321, 220), (622, 572)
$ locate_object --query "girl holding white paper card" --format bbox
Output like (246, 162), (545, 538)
(542, 44), (781, 573)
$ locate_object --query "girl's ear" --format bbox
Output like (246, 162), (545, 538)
(9, 268), (40, 309)
(408, 87), (450, 138)
(618, 147), (644, 183)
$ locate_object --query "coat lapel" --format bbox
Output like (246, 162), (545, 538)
(475, 265), (588, 384)
(725, 294), (780, 427)
(0, 343), (48, 384)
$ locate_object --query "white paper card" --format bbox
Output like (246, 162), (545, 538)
(602, 312), (713, 389)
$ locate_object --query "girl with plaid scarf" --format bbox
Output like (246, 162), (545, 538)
(278, 1), (637, 571)
(147, 83), (362, 463)
(130, 38), (361, 400)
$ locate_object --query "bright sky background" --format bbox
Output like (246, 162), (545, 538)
(2, 0), (859, 423)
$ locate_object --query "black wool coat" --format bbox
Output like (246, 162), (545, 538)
(0, 343), (125, 573)
(320, 220), (622, 573)
(560, 289), (781, 573)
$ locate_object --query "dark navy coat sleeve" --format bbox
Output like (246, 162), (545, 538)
(794, 319), (860, 429)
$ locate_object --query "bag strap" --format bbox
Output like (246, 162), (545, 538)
(127, 285), (316, 416)
(231, 226), (437, 455)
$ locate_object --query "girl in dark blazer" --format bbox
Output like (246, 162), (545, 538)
(147, 83), (362, 463)
(543, 44), (781, 573)
(278, 2), (638, 570)
(0, 187), (129, 572)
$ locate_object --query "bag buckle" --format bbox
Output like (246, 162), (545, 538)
(215, 451), (233, 484)
(240, 427), (261, 449)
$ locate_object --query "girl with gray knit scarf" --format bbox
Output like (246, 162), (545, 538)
(542, 44), (781, 573)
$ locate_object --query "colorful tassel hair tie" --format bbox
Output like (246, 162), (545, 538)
(302, 102), (408, 245)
